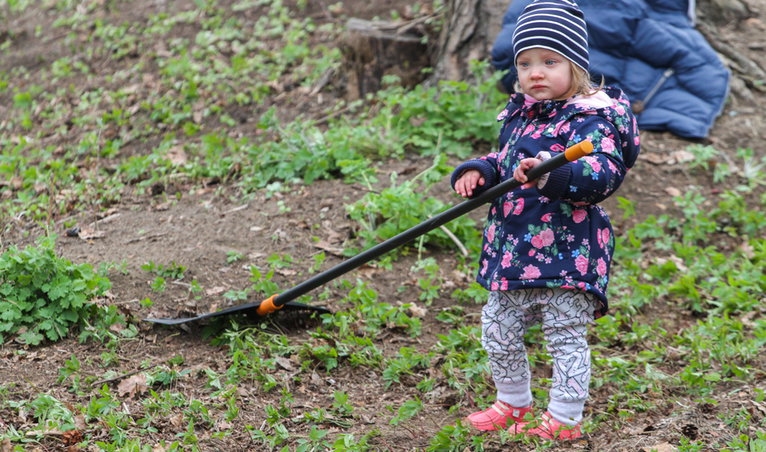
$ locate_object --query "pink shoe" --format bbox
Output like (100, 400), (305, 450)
(466, 401), (533, 431)
(510, 411), (582, 440)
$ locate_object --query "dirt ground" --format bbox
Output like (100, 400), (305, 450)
(1, 0), (765, 451)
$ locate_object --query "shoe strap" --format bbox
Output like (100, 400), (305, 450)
(491, 401), (511, 417)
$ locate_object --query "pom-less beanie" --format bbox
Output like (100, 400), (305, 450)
(512, 0), (589, 72)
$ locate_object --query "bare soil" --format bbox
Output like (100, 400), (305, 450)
(1, 1), (765, 451)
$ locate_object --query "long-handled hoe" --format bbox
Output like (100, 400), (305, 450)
(145, 141), (593, 325)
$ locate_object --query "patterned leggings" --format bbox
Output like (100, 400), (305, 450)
(482, 288), (598, 425)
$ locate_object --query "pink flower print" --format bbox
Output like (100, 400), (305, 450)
(596, 257), (608, 276)
(601, 137), (616, 154)
(513, 198), (525, 215)
(540, 228), (554, 246)
(503, 201), (513, 217)
(501, 251), (513, 268)
(575, 254), (589, 275)
(499, 142), (510, 156)
(597, 228), (611, 249)
(497, 109), (509, 121)
(480, 259), (489, 276)
(540, 213), (552, 223)
(520, 265), (541, 280)
(572, 209), (587, 224)
(486, 224), (496, 243)
(586, 156), (602, 173)
(550, 143), (566, 153)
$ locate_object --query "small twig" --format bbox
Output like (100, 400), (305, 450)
(90, 364), (159, 388)
(314, 104), (355, 126)
(308, 67), (335, 96)
(439, 225), (469, 257)
(223, 204), (249, 214)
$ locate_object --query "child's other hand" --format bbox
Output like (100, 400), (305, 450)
(514, 158), (541, 189)
(454, 170), (484, 198)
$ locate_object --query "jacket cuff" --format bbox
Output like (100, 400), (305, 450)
(451, 160), (498, 197)
(538, 165), (570, 199)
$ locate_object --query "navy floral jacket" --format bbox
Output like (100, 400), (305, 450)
(451, 86), (640, 317)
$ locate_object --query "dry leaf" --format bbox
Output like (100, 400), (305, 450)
(664, 187), (682, 197)
(408, 304), (428, 318)
(276, 357), (295, 371)
(640, 152), (666, 165)
(669, 150), (695, 163)
(77, 227), (106, 240)
(312, 239), (345, 256)
(166, 146), (187, 165)
(117, 373), (148, 399)
(642, 443), (677, 452)
(205, 286), (227, 296)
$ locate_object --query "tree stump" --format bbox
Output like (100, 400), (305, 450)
(340, 18), (431, 100)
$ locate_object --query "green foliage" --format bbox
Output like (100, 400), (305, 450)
(141, 260), (187, 280)
(594, 152), (766, 439)
(371, 61), (507, 159)
(346, 154), (481, 254)
(382, 347), (433, 388)
(0, 235), (112, 345)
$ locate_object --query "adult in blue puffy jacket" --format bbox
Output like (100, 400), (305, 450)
(492, 0), (729, 140)
(452, 0), (640, 440)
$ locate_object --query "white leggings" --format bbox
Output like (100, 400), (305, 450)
(482, 288), (598, 425)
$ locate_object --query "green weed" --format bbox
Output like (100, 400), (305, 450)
(0, 235), (113, 345)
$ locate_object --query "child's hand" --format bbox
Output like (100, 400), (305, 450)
(513, 158), (542, 189)
(454, 170), (484, 198)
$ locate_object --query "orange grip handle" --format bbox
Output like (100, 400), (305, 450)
(564, 140), (594, 161)
(255, 294), (282, 316)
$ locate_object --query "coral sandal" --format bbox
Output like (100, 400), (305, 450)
(466, 401), (533, 431)
(510, 411), (582, 440)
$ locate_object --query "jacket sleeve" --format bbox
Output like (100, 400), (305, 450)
(537, 117), (629, 204)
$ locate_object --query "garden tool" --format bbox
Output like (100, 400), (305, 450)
(144, 140), (593, 325)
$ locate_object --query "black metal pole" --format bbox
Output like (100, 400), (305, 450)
(272, 145), (589, 307)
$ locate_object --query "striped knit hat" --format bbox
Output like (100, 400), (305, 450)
(512, 0), (589, 72)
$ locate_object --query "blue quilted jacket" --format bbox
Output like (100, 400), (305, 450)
(451, 87), (640, 317)
(491, 0), (729, 139)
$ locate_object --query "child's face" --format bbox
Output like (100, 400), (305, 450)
(516, 48), (573, 101)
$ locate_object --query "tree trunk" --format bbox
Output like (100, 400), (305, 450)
(430, 0), (506, 83)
